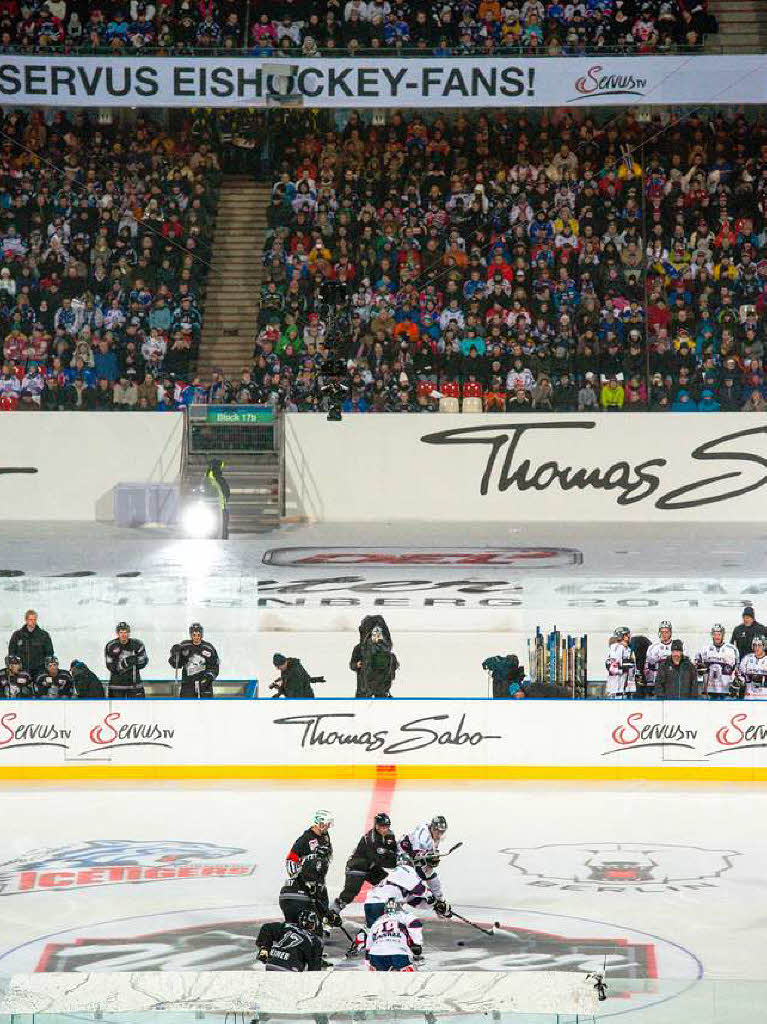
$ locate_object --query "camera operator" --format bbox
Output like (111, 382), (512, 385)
(271, 653), (318, 698)
(318, 352), (349, 421)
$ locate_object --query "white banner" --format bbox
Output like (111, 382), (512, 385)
(0, 412), (182, 520)
(285, 412), (767, 523)
(0, 699), (766, 772)
(1, 54), (765, 108)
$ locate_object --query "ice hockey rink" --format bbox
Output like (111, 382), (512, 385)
(0, 776), (763, 1024)
(0, 520), (765, 1023)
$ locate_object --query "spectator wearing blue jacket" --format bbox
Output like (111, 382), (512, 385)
(671, 389), (698, 411)
(93, 339), (119, 383)
(698, 389), (720, 412)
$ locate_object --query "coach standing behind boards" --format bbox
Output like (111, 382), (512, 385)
(731, 606), (767, 661)
(8, 609), (54, 679)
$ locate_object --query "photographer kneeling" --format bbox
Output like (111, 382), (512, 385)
(482, 654), (526, 698)
(271, 653), (320, 698)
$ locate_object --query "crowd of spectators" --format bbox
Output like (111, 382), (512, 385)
(250, 0), (714, 57)
(0, 0), (247, 53)
(0, 0), (714, 56)
(0, 109), (220, 411)
(245, 107), (767, 415)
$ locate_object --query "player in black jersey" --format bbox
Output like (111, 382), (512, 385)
(285, 809), (334, 877)
(104, 622), (148, 698)
(257, 908), (324, 972)
(279, 853), (342, 930)
(334, 812), (397, 911)
(168, 623), (219, 698)
(0, 655), (33, 698)
(34, 656), (74, 699)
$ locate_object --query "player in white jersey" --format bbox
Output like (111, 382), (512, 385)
(739, 636), (767, 699)
(696, 624), (739, 700)
(364, 854), (451, 926)
(605, 627), (637, 698)
(645, 621), (683, 694)
(365, 897), (423, 972)
(399, 816), (449, 903)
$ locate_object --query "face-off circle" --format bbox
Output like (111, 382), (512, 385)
(0, 902), (701, 1015)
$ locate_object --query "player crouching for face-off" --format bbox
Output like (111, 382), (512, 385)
(257, 908), (325, 972)
(365, 896), (423, 972)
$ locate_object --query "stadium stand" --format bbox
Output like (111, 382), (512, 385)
(253, 107), (767, 414)
(0, 0), (715, 56)
(0, 109), (220, 411)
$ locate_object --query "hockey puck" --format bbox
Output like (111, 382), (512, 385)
(456, 940), (465, 946)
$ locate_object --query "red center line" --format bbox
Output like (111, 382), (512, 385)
(354, 766), (397, 903)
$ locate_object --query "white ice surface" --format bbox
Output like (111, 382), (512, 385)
(0, 779), (762, 1024)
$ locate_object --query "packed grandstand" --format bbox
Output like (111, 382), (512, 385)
(0, 0), (715, 56)
(1, 96), (765, 414)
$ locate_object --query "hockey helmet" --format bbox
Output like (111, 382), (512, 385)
(711, 623), (725, 641)
(658, 620), (672, 637)
(189, 622), (204, 638)
(430, 814), (448, 834)
(45, 656), (59, 670)
(6, 655), (21, 668)
(313, 809), (334, 828)
(384, 896), (402, 915)
(116, 621), (131, 635)
(297, 908), (321, 934)
(752, 635), (766, 652)
(614, 626), (631, 640)
(374, 812), (391, 829)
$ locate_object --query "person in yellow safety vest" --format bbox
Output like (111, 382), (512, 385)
(204, 459), (231, 539)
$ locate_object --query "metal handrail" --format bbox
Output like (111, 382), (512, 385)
(0, 42), (737, 58)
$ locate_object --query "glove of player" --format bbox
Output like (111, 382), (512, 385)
(433, 900), (452, 918)
(258, 947), (269, 963)
(170, 644), (181, 663)
(326, 908), (343, 928)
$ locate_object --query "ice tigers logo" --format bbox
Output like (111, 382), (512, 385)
(0, 840), (247, 873)
(502, 842), (739, 892)
(0, 841), (256, 895)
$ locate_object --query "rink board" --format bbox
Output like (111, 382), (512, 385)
(0, 699), (767, 780)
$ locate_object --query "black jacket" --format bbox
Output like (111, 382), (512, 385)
(8, 624), (54, 677)
(70, 661), (106, 699)
(655, 656), (699, 700)
(275, 658), (314, 698)
(730, 620), (767, 661)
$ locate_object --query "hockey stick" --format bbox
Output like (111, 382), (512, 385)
(449, 910), (500, 937)
(440, 842), (463, 858)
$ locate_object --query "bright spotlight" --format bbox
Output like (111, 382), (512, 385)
(180, 499), (220, 539)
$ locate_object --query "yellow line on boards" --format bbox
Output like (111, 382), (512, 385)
(0, 764), (766, 782)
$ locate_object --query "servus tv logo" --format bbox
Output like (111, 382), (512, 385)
(0, 841), (257, 895)
(79, 711), (175, 755)
(604, 712), (697, 754)
(502, 842), (739, 894)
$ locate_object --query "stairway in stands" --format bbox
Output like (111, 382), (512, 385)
(707, 0), (767, 51)
(190, 176), (281, 532)
(197, 175), (272, 381)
